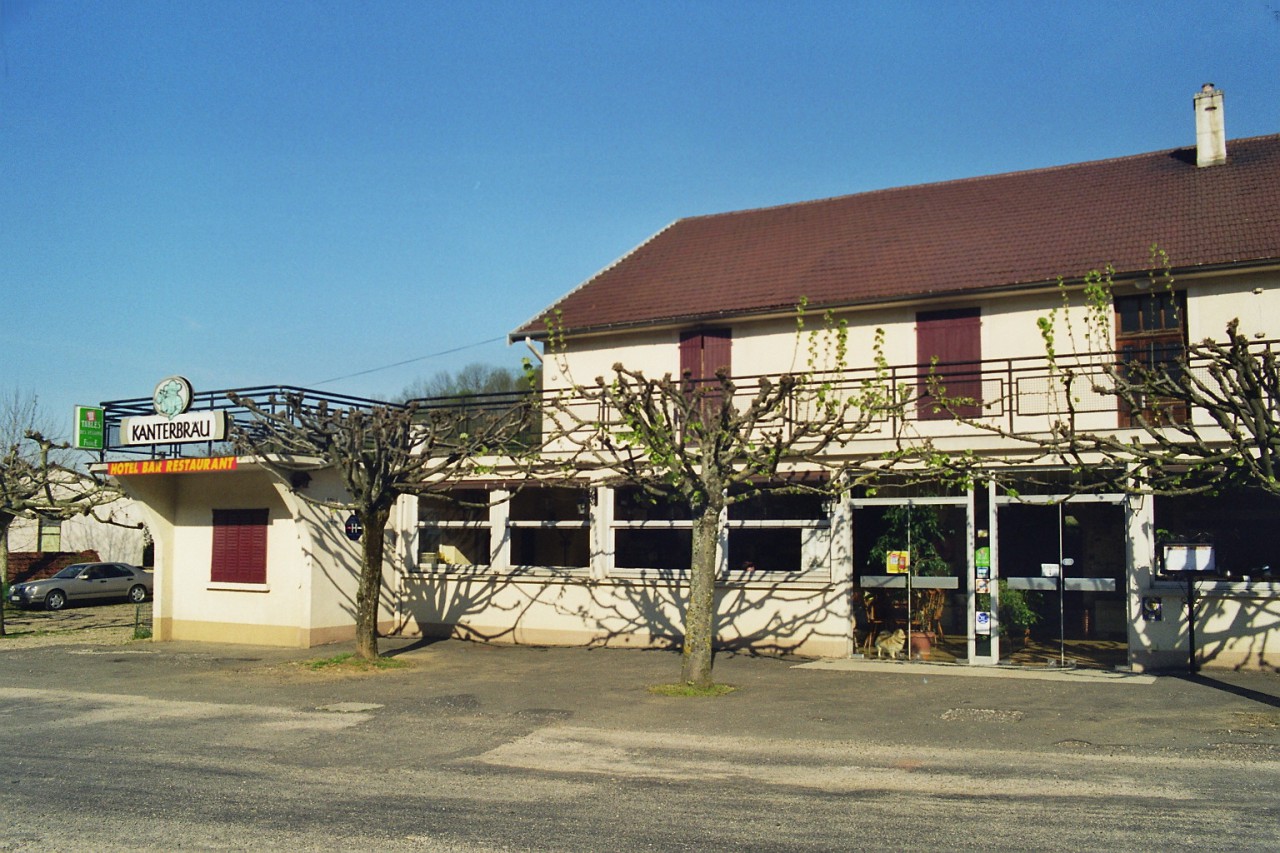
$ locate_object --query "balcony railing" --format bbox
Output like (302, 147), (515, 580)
(98, 345), (1232, 458)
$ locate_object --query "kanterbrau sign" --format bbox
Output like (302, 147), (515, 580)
(108, 457), (238, 476)
(119, 375), (228, 445)
(120, 410), (227, 445)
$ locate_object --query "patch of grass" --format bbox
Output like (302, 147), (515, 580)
(0, 628), (47, 639)
(302, 652), (409, 672)
(648, 682), (736, 697)
(132, 626), (153, 640)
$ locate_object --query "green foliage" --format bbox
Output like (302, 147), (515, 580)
(997, 580), (1042, 633)
(648, 682), (737, 697)
(866, 504), (953, 577)
(302, 652), (408, 671)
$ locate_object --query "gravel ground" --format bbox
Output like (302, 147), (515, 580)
(0, 600), (152, 649)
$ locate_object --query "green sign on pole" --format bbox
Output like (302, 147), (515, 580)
(75, 405), (105, 450)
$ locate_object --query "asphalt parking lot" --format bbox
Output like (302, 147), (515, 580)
(1, 631), (1278, 850)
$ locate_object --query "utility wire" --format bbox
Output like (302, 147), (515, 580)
(311, 336), (508, 386)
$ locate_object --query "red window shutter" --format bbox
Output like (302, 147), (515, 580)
(678, 328), (732, 379)
(701, 328), (732, 377)
(679, 332), (702, 379)
(916, 308), (982, 420)
(678, 328), (733, 431)
(211, 509), (268, 584)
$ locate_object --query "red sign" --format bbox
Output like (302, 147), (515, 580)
(108, 457), (239, 476)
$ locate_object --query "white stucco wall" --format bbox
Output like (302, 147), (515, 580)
(115, 460), (400, 648)
(6, 496), (146, 565)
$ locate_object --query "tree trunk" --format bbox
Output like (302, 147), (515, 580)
(354, 504), (392, 661)
(681, 505), (720, 687)
(0, 515), (11, 637)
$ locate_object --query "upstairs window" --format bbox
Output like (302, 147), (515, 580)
(1115, 290), (1188, 426)
(916, 308), (982, 420)
(37, 516), (61, 553)
(679, 328), (732, 382)
(679, 328), (732, 433)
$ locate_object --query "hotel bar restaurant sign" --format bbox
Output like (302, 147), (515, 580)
(120, 376), (227, 446)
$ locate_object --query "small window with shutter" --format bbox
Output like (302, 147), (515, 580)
(211, 509), (269, 584)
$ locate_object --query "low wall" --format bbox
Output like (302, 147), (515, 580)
(6, 551), (101, 585)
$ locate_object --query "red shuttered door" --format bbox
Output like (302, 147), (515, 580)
(916, 308), (982, 420)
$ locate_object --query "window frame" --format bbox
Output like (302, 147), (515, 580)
(507, 486), (591, 570)
(416, 489), (493, 572)
(37, 515), (61, 553)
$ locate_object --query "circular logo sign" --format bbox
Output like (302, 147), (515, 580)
(153, 376), (194, 419)
(344, 514), (364, 541)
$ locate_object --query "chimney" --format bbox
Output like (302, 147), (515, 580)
(1194, 83), (1226, 167)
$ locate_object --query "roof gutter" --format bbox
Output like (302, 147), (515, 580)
(512, 257), (1280, 343)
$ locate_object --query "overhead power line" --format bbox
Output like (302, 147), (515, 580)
(312, 336), (508, 386)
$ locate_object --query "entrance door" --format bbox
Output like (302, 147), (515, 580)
(853, 499), (969, 663)
(994, 499), (1127, 668)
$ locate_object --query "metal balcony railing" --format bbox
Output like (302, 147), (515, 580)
(97, 344), (1238, 459)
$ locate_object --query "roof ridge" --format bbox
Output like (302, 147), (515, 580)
(676, 132), (1280, 223)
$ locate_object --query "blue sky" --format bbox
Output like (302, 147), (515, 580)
(2, 0), (1277, 438)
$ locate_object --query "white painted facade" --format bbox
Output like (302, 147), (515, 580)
(99, 264), (1280, 671)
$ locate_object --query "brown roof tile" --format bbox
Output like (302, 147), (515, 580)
(514, 135), (1280, 339)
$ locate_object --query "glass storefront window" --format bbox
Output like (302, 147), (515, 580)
(509, 486), (590, 569)
(418, 489), (491, 569)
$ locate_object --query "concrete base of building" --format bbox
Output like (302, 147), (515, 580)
(1131, 648), (1279, 673)
(155, 617), (397, 649)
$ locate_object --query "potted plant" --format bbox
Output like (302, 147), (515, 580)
(996, 580), (1041, 645)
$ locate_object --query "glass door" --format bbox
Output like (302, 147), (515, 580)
(853, 499), (969, 663)
(994, 498), (1127, 668)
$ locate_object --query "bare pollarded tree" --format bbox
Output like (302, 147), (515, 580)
(1053, 317), (1280, 496)
(540, 313), (918, 687)
(230, 391), (535, 660)
(916, 250), (1280, 499)
(1, 392), (122, 635)
(1010, 252), (1280, 497)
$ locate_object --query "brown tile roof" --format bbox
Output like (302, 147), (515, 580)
(514, 135), (1280, 339)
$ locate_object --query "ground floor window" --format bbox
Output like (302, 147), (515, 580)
(609, 486), (830, 575)
(211, 509), (268, 584)
(37, 516), (61, 553)
(509, 486), (590, 569)
(1155, 487), (1280, 581)
(726, 490), (829, 574)
(419, 489), (491, 569)
(612, 487), (693, 572)
(853, 501), (967, 642)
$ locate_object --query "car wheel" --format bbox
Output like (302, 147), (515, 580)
(45, 590), (67, 611)
(128, 585), (148, 604)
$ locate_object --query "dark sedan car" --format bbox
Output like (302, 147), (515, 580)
(7, 562), (153, 611)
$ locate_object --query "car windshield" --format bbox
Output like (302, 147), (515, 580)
(52, 565), (89, 579)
